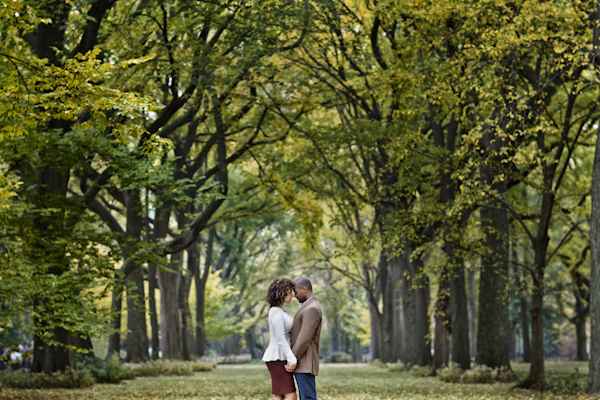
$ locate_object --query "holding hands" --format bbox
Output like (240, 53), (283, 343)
(285, 362), (296, 372)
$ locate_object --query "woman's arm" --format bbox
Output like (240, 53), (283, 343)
(272, 309), (297, 364)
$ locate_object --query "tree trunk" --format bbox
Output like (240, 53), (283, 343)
(148, 262), (160, 359)
(107, 282), (123, 358)
(195, 230), (214, 357)
(514, 264), (531, 363)
(431, 273), (450, 375)
(180, 244), (196, 361)
(124, 191), (149, 363)
(574, 303), (587, 361)
(32, 326), (70, 374)
(380, 248), (399, 363)
(332, 316), (340, 352)
(517, 165), (554, 390)
(368, 299), (384, 362)
(449, 253), (470, 370)
(412, 255), (431, 366)
(509, 324), (517, 360)
(476, 201), (511, 369)
(159, 251), (184, 360)
(588, 122), (600, 393)
(468, 269), (476, 358)
(125, 264), (149, 362)
(518, 275), (546, 389)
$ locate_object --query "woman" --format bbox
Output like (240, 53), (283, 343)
(262, 278), (298, 400)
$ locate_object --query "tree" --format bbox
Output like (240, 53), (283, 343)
(0, 0), (168, 372)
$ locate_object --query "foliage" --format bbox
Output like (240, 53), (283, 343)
(71, 355), (135, 384)
(202, 270), (244, 340)
(437, 363), (464, 383)
(126, 359), (215, 377)
(438, 364), (515, 384)
(0, 367), (94, 389)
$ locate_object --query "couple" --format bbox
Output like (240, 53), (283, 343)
(262, 277), (322, 400)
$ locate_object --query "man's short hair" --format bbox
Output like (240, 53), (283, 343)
(295, 277), (312, 292)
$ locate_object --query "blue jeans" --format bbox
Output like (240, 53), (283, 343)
(294, 372), (317, 400)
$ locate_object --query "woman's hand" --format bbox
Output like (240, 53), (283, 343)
(285, 362), (297, 372)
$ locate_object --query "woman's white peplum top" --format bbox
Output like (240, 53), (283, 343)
(262, 306), (297, 364)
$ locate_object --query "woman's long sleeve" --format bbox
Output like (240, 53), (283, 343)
(272, 309), (297, 364)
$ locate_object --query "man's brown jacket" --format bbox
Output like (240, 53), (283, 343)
(291, 297), (322, 375)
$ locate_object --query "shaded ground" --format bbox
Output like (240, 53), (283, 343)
(2, 362), (598, 400)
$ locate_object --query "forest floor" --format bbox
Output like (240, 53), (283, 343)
(2, 361), (598, 400)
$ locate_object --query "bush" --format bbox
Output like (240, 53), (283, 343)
(72, 354), (135, 384)
(328, 351), (353, 363)
(387, 361), (410, 372)
(127, 360), (196, 377)
(437, 364), (516, 385)
(461, 364), (495, 384)
(191, 360), (216, 372)
(495, 366), (514, 383)
(437, 364), (463, 383)
(0, 367), (95, 389)
(409, 365), (430, 377)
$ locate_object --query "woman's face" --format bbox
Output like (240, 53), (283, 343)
(283, 291), (293, 304)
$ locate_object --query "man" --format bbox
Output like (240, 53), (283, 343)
(287, 277), (322, 400)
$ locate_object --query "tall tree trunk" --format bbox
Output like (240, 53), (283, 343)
(180, 243), (196, 360)
(124, 190), (149, 363)
(195, 230), (214, 357)
(380, 248), (398, 363)
(477, 198), (510, 369)
(148, 262), (160, 359)
(107, 282), (123, 358)
(368, 299), (384, 362)
(125, 265), (149, 362)
(431, 273), (450, 375)
(514, 265), (531, 363)
(449, 252), (470, 370)
(468, 269), (476, 358)
(574, 304), (588, 361)
(517, 167), (554, 390)
(588, 120), (600, 393)
(520, 295), (532, 362)
(159, 251), (184, 360)
(410, 255), (431, 366)
(32, 326), (70, 374)
(332, 316), (340, 352)
(145, 190), (160, 360)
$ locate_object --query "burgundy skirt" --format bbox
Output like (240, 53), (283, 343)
(266, 361), (296, 395)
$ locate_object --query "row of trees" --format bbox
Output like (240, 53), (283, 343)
(1, 0), (600, 393)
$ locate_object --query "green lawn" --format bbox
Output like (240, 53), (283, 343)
(2, 362), (599, 400)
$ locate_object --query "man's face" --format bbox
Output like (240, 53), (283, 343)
(294, 283), (307, 303)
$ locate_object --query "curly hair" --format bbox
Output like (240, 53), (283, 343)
(266, 278), (294, 307)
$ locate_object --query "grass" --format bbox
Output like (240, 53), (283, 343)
(2, 362), (599, 400)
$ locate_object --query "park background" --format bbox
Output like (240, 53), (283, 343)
(3, 0), (600, 397)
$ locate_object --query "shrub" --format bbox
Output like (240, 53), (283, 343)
(190, 360), (216, 372)
(128, 360), (194, 377)
(409, 365), (431, 377)
(387, 361), (410, 372)
(437, 364), (463, 383)
(370, 359), (385, 368)
(0, 367), (95, 389)
(72, 354), (135, 384)
(328, 351), (353, 363)
(495, 366), (515, 383)
(461, 364), (495, 384)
